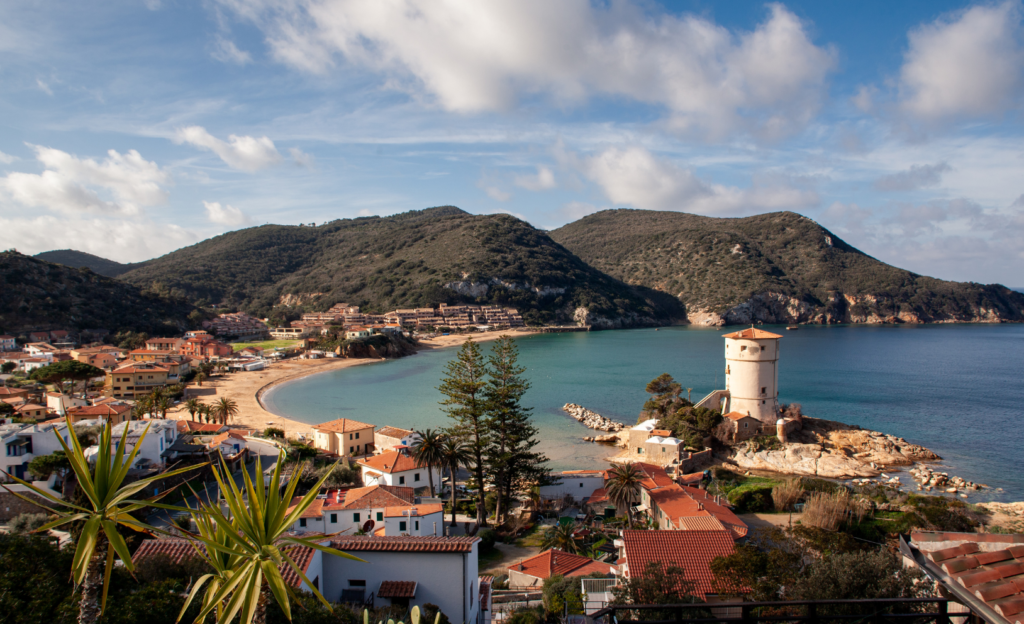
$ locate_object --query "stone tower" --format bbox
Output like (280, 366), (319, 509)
(723, 327), (782, 425)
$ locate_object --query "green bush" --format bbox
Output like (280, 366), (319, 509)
(477, 528), (497, 552)
(728, 484), (775, 513)
(264, 427), (285, 439)
(8, 513), (50, 534)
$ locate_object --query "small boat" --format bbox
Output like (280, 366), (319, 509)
(786, 325), (799, 330)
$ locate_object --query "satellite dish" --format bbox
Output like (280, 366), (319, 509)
(362, 519), (375, 533)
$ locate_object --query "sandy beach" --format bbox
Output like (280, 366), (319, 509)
(166, 329), (541, 438)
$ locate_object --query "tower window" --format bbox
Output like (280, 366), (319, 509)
(740, 346), (747, 352)
(761, 387), (766, 394)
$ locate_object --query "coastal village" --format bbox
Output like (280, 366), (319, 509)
(3, 305), (1023, 624)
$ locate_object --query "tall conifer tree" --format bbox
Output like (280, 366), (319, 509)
(438, 338), (489, 526)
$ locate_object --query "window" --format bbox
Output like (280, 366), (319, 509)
(579, 482), (583, 487)
(399, 521), (407, 532)
(355, 432), (359, 439)
(349, 580), (366, 587)
(415, 521), (419, 531)
(399, 476), (405, 485)
(743, 423), (748, 428)
(299, 518), (307, 528)
(330, 513), (337, 523)
(349, 433), (353, 440)
(414, 473), (420, 482)
(761, 387), (766, 394)
(353, 513), (360, 522)
(637, 447), (643, 454)
(740, 345), (747, 352)
(376, 512), (383, 522)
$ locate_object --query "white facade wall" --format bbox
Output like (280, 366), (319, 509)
(724, 337), (780, 424)
(1, 422), (72, 481)
(539, 474), (605, 501)
(383, 510), (444, 536)
(110, 420), (179, 467)
(321, 505), (391, 535)
(361, 465), (442, 489)
(46, 394), (88, 416)
(321, 546), (479, 624)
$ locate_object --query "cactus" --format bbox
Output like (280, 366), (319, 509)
(363, 606), (440, 624)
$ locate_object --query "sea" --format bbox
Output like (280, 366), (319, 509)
(262, 324), (1024, 502)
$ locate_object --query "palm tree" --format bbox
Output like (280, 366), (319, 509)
(541, 521), (583, 554)
(185, 397), (201, 421)
(410, 429), (444, 497)
(211, 397), (239, 425)
(182, 455), (362, 624)
(195, 371), (206, 387)
(606, 462), (643, 527)
(439, 436), (473, 528)
(0, 421), (201, 624)
(200, 404), (211, 424)
(155, 395), (172, 418)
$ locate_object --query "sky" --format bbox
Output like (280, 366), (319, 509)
(1, 1), (1023, 286)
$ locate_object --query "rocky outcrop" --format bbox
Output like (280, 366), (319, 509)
(562, 404), (624, 432)
(334, 334), (417, 359)
(444, 277), (566, 299)
(276, 292), (324, 306)
(583, 433), (620, 443)
(908, 465), (984, 494)
(723, 417), (941, 479)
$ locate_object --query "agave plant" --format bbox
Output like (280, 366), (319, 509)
(181, 454), (363, 624)
(365, 605), (440, 624)
(1, 420), (203, 624)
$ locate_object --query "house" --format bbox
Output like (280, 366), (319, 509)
(636, 464), (747, 539)
(179, 335), (233, 359)
(358, 449), (441, 489)
(628, 419), (659, 455)
(617, 530), (738, 600)
(374, 426), (420, 452)
(17, 358), (51, 373)
(903, 531), (1024, 624)
(96, 419), (180, 469)
(324, 536), (481, 624)
(382, 504), (445, 537)
(145, 337), (184, 352)
(0, 335), (16, 351)
(65, 402), (133, 425)
(0, 387), (30, 402)
(313, 418), (375, 458)
(70, 348), (119, 369)
(207, 431), (248, 458)
(346, 327), (372, 339)
(23, 343), (58, 358)
(507, 549), (616, 589)
(45, 392), (89, 416)
(269, 327), (312, 339)
(539, 470), (606, 502)
(300, 485), (416, 535)
(133, 539), (322, 595)
(1, 420), (74, 481)
(719, 411), (762, 442)
(176, 421), (228, 434)
(49, 330), (71, 344)
(105, 362), (170, 399)
(28, 332), (50, 343)
(642, 435), (685, 466)
(13, 403), (48, 420)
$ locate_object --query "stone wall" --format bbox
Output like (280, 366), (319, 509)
(0, 490), (51, 522)
(678, 448), (713, 473)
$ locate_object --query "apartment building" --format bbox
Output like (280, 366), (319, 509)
(0, 335), (16, 351)
(105, 362), (170, 400)
(313, 418), (375, 457)
(203, 312), (268, 338)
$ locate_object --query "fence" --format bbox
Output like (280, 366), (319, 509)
(591, 598), (966, 624)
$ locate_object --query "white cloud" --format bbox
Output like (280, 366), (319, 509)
(0, 150), (15, 164)
(899, 2), (1024, 120)
(483, 186), (511, 202)
(220, 0), (835, 139)
(559, 201), (602, 221)
(203, 200), (252, 226)
(568, 145), (819, 215)
(289, 147), (314, 167)
(36, 78), (53, 96)
(211, 37), (253, 65)
(0, 214), (197, 263)
(874, 162), (951, 192)
(851, 85), (876, 113)
(514, 166), (556, 191)
(175, 126), (282, 172)
(0, 145), (169, 215)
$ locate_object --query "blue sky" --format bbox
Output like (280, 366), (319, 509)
(1, 1), (1023, 285)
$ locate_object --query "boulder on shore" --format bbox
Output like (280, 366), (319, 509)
(562, 403), (624, 432)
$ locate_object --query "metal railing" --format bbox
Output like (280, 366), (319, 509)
(591, 598), (964, 624)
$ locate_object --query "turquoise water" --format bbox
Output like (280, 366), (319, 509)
(262, 325), (1024, 501)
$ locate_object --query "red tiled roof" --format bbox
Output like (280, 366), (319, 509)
(678, 486), (748, 539)
(288, 497), (326, 519)
(724, 411), (757, 422)
(329, 536), (478, 553)
(0, 387), (29, 397)
(68, 404), (132, 417)
(376, 426), (413, 439)
(177, 422), (227, 433)
(314, 418), (374, 433)
(358, 450), (422, 474)
(911, 532), (1024, 622)
(328, 485), (415, 510)
(209, 431), (247, 446)
(587, 488), (610, 505)
(132, 539), (314, 587)
(113, 363), (169, 373)
(377, 581), (417, 598)
(678, 516), (726, 531)
(509, 548), (615, 580)
(648, 484), (706, 519)
(479, 576), (492, 607)
(721, 328), (783, 340)
(384, 503), (443, 518)
(635, 463), (676, 490)
(621, 530), (737, 599)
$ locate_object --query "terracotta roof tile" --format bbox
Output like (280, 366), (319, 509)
(721, 328), (783, 340)
(314, 418), (374, 433)
(377, 581), (417, 598)
(384, 504), (443, 518)
(508, 549), (614, 579)
(358, 450), (422, 474)
(328, 485), (415, 510)
(376, 426), (413, 439)
(132, 539), (314, 587)
(621, 530), (737, 599)
(329, 536), (478, 553)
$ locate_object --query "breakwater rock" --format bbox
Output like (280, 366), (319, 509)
(562, 404), (624, 432)
(583, 433), (620, 444)
(909, 465), (983, 494)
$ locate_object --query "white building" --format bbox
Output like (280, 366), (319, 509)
(723, 327), (782, 424)
(382, 504), (445, 537)
(46, 393), (88, 416)
(323, 536), (481, 624)
(539, 470), (606, 501)
(374, 426), (420, 453)
(99, 419), (180, 468)
(358, 449), (441, 489)
(0, 335), (16, 351)
(1, 421), (74, 481)
(290, 485), (418, 536)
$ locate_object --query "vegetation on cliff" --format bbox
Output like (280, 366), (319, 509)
(116, 206), (681, 327)
(550, 209), (1024, 324)
(0, 251), (195, 335)
(33, 249), (134, 278)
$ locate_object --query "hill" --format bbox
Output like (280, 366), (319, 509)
(33, 249), (135, 278)
(549, 209), (1024, 325)
(0, 251), (196, 336)
(119, 206), (682, 327)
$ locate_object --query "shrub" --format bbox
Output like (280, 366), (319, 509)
(803, 490), (871, 531)
(728, 483), (775, 513)
(477, 528), (497, 552)
(264, 427), (285, 439)
(772, 479), (804, 512)
(8, 512), (50, 534)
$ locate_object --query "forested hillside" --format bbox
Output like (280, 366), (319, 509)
(118, 206), (682, 327)
(33, 250), (134, 278)
(0, 252), (195, 335)
(550, 209), (1024, 325)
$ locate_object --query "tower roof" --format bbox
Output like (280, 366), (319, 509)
(721, 328), (783, 340)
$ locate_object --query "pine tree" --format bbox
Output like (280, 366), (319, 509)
(483, 336), (552, 524)
(438, 338), (489, 526)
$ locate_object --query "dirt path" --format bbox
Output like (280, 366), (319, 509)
(481, 542), (544, 577)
